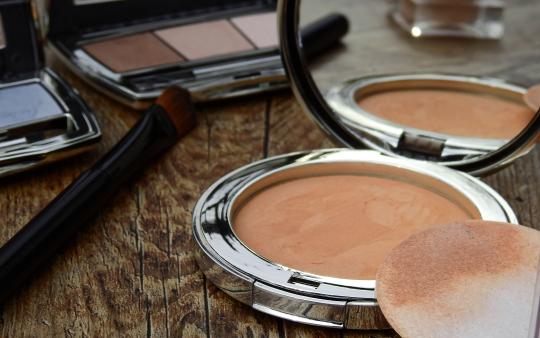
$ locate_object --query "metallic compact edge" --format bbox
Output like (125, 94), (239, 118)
(0, 68), (101, 177)
(325, 73), (533, 170)
(192, 149), (517, 329)
(277, 0), (540, 177)
(41, 0), (288, 109)
(49, 42), (287, 109)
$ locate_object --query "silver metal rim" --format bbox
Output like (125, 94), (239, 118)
(325, 73), (529, 162)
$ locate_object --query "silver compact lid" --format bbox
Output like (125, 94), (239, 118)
(277, 0), (540, 177)
(192, 149), (517, 330)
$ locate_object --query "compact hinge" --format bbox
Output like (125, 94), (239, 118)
(287, 273), (321, 288)
(397, 132), (445, 157)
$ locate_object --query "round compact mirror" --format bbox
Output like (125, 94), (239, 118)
(281, 0), (540, 176)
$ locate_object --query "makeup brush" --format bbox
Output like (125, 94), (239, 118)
(525, 84), (540, 112)
(0, 86), (196, 304)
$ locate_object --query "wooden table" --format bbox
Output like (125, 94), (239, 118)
(1, 2), (539, 337)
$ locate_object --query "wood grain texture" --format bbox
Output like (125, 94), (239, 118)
(0, 1), (538, 337)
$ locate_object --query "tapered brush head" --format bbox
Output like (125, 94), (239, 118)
(156, 86), (196, 136)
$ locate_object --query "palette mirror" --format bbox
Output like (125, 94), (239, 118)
(290, 0), (540, 176)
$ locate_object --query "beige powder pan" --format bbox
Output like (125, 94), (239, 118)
(80, 14), (277, 73)
(233, 174), (471, 280)
(193, 149), (517, 330)
(357, 88), (534, 140)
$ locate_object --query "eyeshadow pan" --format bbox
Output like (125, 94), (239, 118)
(357, 89), (535, 139)
(0, 83), (64, 128)
(231, 12), (278, 49)
(155, 20), (254, 61)
(83, 32), (184, 73)
(233, 175), (472, 280)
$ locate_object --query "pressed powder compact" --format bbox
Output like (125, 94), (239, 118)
(193, 149), (518, 329)
(0, 0), (100, 177)
(45, 0), (348, 109)
(192, 0), (540, 331)
(392, 0), (505, 39)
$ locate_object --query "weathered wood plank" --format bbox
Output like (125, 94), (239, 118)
(0, 0), (538, 335)
(199, 96), (283, 338)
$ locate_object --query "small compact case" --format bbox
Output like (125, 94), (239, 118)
(0, 0), (100, 177)
(46, 0), (290, 108)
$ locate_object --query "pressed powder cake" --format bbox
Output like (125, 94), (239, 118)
(357, 89), (535, 139)
(233, 174), (473, 280)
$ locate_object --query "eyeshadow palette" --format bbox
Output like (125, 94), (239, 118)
(0, 0), (100, 177)
(82, 13), (277, 73)
(46, 0), (346, 108)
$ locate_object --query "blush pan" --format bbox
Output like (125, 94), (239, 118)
(155, 20), (254, 61)
(83, 32), (184, 73)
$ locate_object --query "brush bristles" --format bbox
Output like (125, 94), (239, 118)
(156, 86), (196, 136)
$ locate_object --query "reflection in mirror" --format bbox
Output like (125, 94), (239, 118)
(299, 0), (540, 169)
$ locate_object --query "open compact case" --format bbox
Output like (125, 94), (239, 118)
(0, 0), (100, 177)
(45, 0), (348, 109)
(193, 149), (520, 329)
(192, 0), (540, 332)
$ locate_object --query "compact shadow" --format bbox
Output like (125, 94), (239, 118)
(83, 32), (184, 73)
(357, 89), (535, 139)
(155, 20), (254, 61)
(233, 174), (472, 280)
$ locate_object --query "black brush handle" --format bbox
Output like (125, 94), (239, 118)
(301, 13), (349, 59)
(0, 105), (177, 303)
